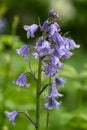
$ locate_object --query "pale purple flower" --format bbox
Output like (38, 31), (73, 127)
(53, 33), (79, 59)
(53, 45), (64, 58)
(16, 45), (30, 58)
(47, 86), (63, 98)
(36, 36), (43, 47)
(53, 32), (64, 47)
(4, 111), (18, 125)
(48, 22), (60, 38)
(61, 48), (73, 59)
(33, 48), (52, 59)
(44, 64), (60, 76)
(37, 48), (52, 58)
(36, 37), (50, 49)
(50, 56), (64, 67)
(13, 73), (30, 88)
(45, 98), (62, 109)
(63, 37), (80, 50)
(23, 24), (38, 38)
(53, 45), (73, 59)
(34, 37), (52, 58)
(49, 9), (59, 18)
(38, 40), (50, 49)
(41, 20), (49, 32)
(55, 77), (66, 87)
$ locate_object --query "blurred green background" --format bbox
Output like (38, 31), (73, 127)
(0, 0), (87, 130)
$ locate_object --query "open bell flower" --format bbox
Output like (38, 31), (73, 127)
(13, 73), (30, 88)
(34, 37), (52, 58)
(4, 111), (18, 125)
(63, 37), (80, 50)
(45, 97), (62, 109)
(16, 45), (30, 58)
(48, 22), (60, 38)
(47, 86), (63, 98)
(53, 44), (73, 59)
(50, 56), (64, 67)
(53, 32), (64, 47)
(41, 20), (49, 32)
(23, 24), (38, 38)
(44, 64), (60, 76)
(55, 77), (66, 87)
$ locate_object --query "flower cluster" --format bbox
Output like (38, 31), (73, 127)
(45, 77), (65, 109)
(4, 9), (80, 126)
(15, 10), (65, 108)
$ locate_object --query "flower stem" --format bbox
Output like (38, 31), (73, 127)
(18, 111), (37, 128)
(36, 58), (42, 130)
(39, 84), (50, 95)
(46, 110), (50, 130)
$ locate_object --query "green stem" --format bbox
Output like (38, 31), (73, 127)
(46, 110), (50, 130)
(39, 84), (50, 95)
(28, 60), (33, 73)
(18, 111), (37, 128)
(46, 77), (51, 130)
(36, 58), (42, 130)
(26, 72), (37, 82)
(12, 16), (19, 36)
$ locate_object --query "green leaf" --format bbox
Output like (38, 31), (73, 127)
(66, 115), (87, 130)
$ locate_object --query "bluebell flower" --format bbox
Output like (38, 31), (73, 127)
(53, 45), (73, 59)
(34, 37), (52, 58)
(36, 37), (50, 49)
(47, 86), (63, 98)
(38, 48), (52, 58)
(13, 73), (30, 88)
(16, 45), (30, 58)
(44, 64), (60, 76)
(50, 56), (64, 67)
(63, 37), (80, 50)
(49, 9), (59, 18)
(38, 40), (50, 49)
(35, 36), (43, 46)
(45, 98), (62, 109)
(48, 22), (60, 38)
(52, 33), (79, 59)
(55, 77), (66, 87)
(41, 20), (49, 32)
(33, 48), (52, 59)
(53, 45), (64, 58)
(53, 32), (64, 47)
(61, 47), (73, 59)
(4, 111), (18, 125)
(49, 9), (55, 17)
(23, 24), (38, 38)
